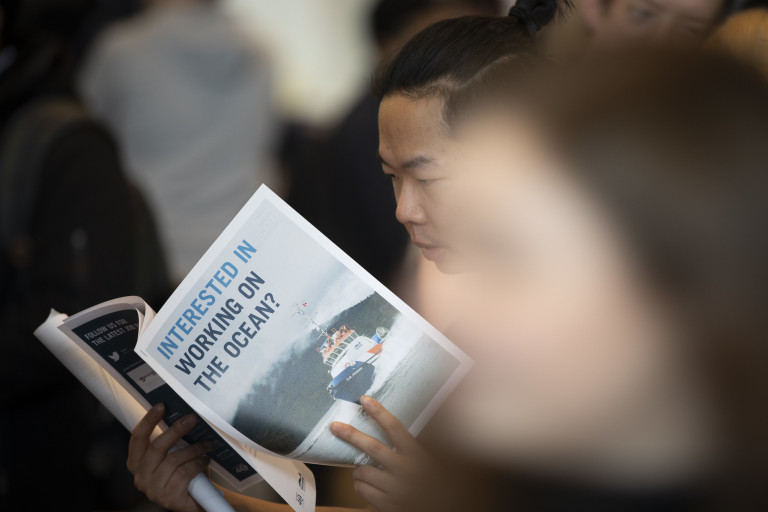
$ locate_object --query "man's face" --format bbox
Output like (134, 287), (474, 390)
(584, 0), (725, 47)
(378, 94), (525, 274)
(378, 95), (470, 273)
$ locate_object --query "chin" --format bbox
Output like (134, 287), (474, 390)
(431, 254), (470, 275)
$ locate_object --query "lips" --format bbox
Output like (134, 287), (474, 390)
(411, 237), (446, 261)
(410, 236), (435, 249)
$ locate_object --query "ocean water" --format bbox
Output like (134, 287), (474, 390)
(287, 315), (460, 465)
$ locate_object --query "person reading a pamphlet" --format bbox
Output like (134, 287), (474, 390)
(123, 47), (768, 512)
(118, 4), (565, 508)
(120, 4), (768, 511)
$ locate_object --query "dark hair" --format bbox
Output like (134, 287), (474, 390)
(371, 0), (500, 46)
(372, 0), (569, 123)
(531, 50), (768, 508)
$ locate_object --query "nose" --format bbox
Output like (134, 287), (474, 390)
(651, 20), (677, 45)
(395, 181), (427, 226)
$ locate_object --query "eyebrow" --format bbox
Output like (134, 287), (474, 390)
(638, 0), (658, 7)
(633, 0), (710, 25)
(633, 0), (661, 10)
(378, 153), (435, 170)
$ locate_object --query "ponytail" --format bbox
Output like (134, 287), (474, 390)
(372, 0), (571, 107)
(508, 0), (563, 36)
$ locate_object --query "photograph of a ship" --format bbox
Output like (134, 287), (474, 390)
(306, 300), (388, 404)
(230, 287), (460, 465)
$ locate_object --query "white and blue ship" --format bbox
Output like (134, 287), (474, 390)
(298, 303), (387, 404)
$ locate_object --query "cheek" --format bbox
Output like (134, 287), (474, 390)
(446, 264), (674, 460)
(610, 9), (652, 36)
(441, 167), (678, 459)
(423, 182), (470, 232)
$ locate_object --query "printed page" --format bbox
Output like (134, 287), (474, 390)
(34, 308), (160, 441)
(58, 298), (262, 491)
(35, 308), (241, 512)
(136, 186), (473, 465)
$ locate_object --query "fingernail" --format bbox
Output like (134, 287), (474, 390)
(360, 396), (375, 409)
(151, 403), (165, 414)
(181, 414), (197, 427)
(329, 422), (343, 435)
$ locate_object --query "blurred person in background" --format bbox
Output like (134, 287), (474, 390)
(0, 0), (166, 509)
(80, 0), (280, 284)
(579, 0), (733, 47)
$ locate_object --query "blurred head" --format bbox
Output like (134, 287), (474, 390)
(443, 51), (768, 500)
(374, 0), (568, 273)
(581, 0), (729, 47)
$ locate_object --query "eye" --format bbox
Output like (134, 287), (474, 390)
(418, 179), (433, 185)
(629, 6), (653, 21)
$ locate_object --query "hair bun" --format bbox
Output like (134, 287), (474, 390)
(508, 0), (565, 36)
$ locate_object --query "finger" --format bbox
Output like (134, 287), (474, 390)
(360, 396), (425, 456)
(128, 403), (165, 472)
(330, 422), (403, 470)
(352, 465), (403, 496)
(353, 479), (400, 512)
(160, 457), (210, 512)
(153, 441), (214, 491)
(136, 413), (198, 480)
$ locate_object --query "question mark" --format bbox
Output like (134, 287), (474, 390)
(264, 293), (280, 308)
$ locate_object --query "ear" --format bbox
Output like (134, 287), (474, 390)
(581, 0), (608, 32)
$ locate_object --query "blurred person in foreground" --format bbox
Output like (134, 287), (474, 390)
(80, 0), (280, 284)
(340, 48), (768, 511)
(346, 7), (768, 509)
(579, 0), (733, 47)
(0, 0), (163, 509)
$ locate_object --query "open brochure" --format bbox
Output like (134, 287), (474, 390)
(35, 185), (473, 511)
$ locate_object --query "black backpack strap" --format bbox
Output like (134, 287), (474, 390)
(0, 97), (91, 295)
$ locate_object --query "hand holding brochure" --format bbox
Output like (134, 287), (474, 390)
(35, 185), (472, 511)
(33, 310), (236, 512)
(35, 298), (311, 512)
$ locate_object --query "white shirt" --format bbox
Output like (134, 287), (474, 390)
(80, 3), (279, 281)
